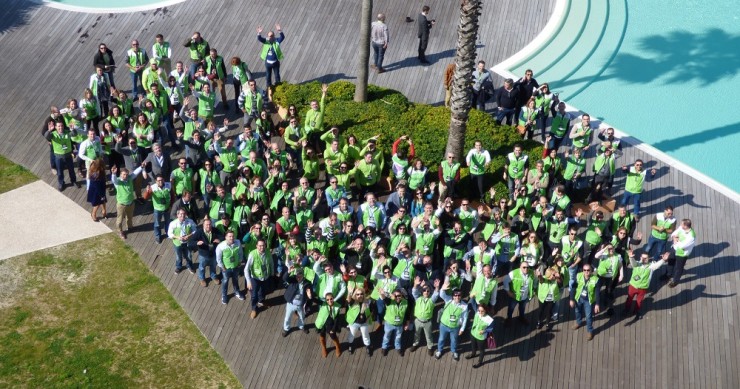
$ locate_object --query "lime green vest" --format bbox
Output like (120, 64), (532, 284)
(171, 168), (193, 195)
(221, 244), (241, 269)
(507, 152), (528, 179)
(571, 124), (592, 148)
(315, 304), (340, 330)
(414, 296), (435, 321)
(188, 39), (208, 61)
(508, 269), (534, 301)
(625, 167), (647, 194)
(560, 237), (582, 264)
(172, 222), (193, 247)
(248, 250), (270, 279)
(127, 49), (146, 72)
(575, 273), (598, 303)
(205, 55), (225, 80)
(537, 278), (561, 303)
(551, 113), (570, 138)
(471, 314), (492, 341)
(197, 93), (215, 119)
(651, 213), (676, 240)
(674, 228), (695, 257)
(346, 303), (373, 325)
(260, 41), (283, 61)
(441, 160), (460, 181)
(51, 131), (73, 155)
(408, 168), (426, 190)
(151, 185), (171, 211)
(384, 299), (408, 325)
(469, 152), (487, 175)
(470, 276), (497, 305)
(153, 42), (170, 60)
(593, 153), (615, 176)
(585, 219), (607, 245)
(629, 263), (653, 290)
(440, 301), (465, 328)
(115, 177), (135, 205)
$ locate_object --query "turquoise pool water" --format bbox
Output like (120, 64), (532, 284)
(509, 0), (740, 194)
(46, 0), (184, 11)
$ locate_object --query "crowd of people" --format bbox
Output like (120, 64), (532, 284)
(40, 10), (697, 367)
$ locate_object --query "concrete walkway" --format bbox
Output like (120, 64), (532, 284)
(0, 181), (110, 260)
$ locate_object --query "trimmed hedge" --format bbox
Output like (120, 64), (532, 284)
(273, 81), (543, 201)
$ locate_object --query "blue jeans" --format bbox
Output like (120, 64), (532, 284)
(53, 153), (76, 188)
(222, 267), (242, 299)
(283, 301), (305, 331)
(48, 144), (55, 169)
(496, 108), (516, 125)
(265, 60), (281, 86)
(382, 323), (403, 350)
(568, 265), (578, 291)
(130, 71), (142, 99)
(372, 42), (386, 69)
(174, 244), (193, 271)
(507, 298), (528, 319)
(621, 190), (642, 217)
(574, 296), (594, 333)
(376, 298), (386, 323)
(250, 278), (266, 310)
(197, 253), (219, 281)
(437, 323), (460, 354)
(162, 115), (176, 147)
(644, 235), (667, 261)
(152, 209), (170, 241)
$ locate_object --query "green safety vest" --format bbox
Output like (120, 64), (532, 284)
(151, 185), (171, 211)
(172, 222), (193, 247)
(248, 249), (270, 279)
(153, 42), (170, 60)
(625, 167), (647, 194)
(470, 276), (497, 305)
(547, 218), (569, 244)
(571, 124), (592, 148)
(199, 168), (220, 194)
(560, 237), (582, 264)
(346, 302), (373, 325)
(585, 219), (607, 245)
(440, 301), (465, 328)
(384, 299), (408, 325)
(674, 228), (695, 257)
(197, 93), (216, 119)
(317, 273), (343, 298)
(392, 258), (415, 281)
(51, 131), (73, 155)
(205, 56), (225, 80)
(127, 49), (146, 72)
(260, 40), (283, 61)
(574, 273), (599, 304)
(414, 296), (435, 321)
(550, 193), (570, 212)
(171, 169), (193, 196)
(133, 124), (153, 149)
(593, 153), (615, 176)
(611, 212), (634, 235)
(243, 89), (264, 114)
(506, 152), (528, 179)
(232, 63), (250, 84)
(315, 304), (340, 330)
(221, 244), (241, 269)
(188, 39), (208, 61)
(392, 155), (409, 179)
(563, 156), (585, 180)
(408, 168), (426, 190)
(470, 314), (493, 341)
(304, 96), (325, 134)
(509, 269), (534, 301)
(651, 213), (676, 240)
(458, 209), (476, 231)
(415, 230), (436, 256)
(495, 235), (518, 261)
(537, 278), (561, 303)
(219, 148), (239, 173)
(209, 195), (234, 220)
(82, 99), (98, 119)
(83, 141), (101, 160)
(550, 113), (570, 138)
(115, 177), (135, 205)
(441, 160), (460, 181)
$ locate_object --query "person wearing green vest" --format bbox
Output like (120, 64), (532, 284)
(503, 144), (529, 200)
(569, 264), (601, 340)
(438, 152), (461, 199)
(257, 24), (285, 87)
(554, 226), (583, 290)
(620, 159), (657, 219)
(610, 205), (636, 237)
(536, 265), (563, 329)
(355, 152), (381, 199)
(526, 160), (549, 198)
(665, 219), (696, 288)
(141, 59), (166, 95)
(169, 157), (194, 198)
(149, 175), (172, 244)
(390, 135), (415, 183)
(213, 135), (240, 189)
(380, 288), (410, 356)
(588, 147), (616, 203)
(209, 185), (234, 224)
(645, 206), (676, 261)
(503, 261), (535, 327)
(245, 239), (274, 318)
(435, 283), (469, 361)
(597, 127), (622, 155)
(205, 48), (229, 110)
(568, 113), (593, 151)
(238, 79), (266, 126)
(492, 223), (521, 277)
(126, 39), (149, 98)
(468, 262), (498, 313)
(110, 165), (142, 239)
(584, 210), (608, 265)
(345, 288), (374, 356)
(152, 34), (171, 74)
(545, 102), (571, 153)
(315, 292), (342, 358)
(230, 56), (253, 113)
(77, 129), (103, 174)
(562, 147), (586, 193)
(199, 160), (220, 208)
(545, 207), (582, 260)
(624, 250), (668, 319)
(304, 84), (328, 148)
(465, 141), (492, 200)
(183, 31), (209, 78)
(282, 266), (312, 336)
(410, 277), (440, 356)
(193, 82), (216, 122)
(467, 304), (495, 368)
(314, 260), (347, 304)
(168, 208), (197, 274)
(543, 148), (563, 191)
(45, 121), (79, 191)
(216, 231), (245, 305)
(358, 193), (386, 231)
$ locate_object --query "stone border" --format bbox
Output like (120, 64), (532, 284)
(41, 0), (187, 14)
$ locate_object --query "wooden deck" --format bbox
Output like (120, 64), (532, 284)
(1, 0), (739, 388)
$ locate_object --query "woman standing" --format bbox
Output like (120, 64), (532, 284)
(466, 304), (494, 368)
(345, 289), (374, 356)
(315, 292), (343, 358)
(87, 158), (108, 221)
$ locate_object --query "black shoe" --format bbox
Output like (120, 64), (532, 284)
(427, 348), (434, 357)
(174, 267), (183, 274)
(281, 330), (288, 338)
(381, 348), (388, 357)
(58, 185), (64, 192)
(473, 363), (482, 369)
(405, 16), (414, 23)
(397, 349), (404, 357)
(349, 346), (354, 354)
(465, 353), (477, 360)
(74, 181), (81, 188)
(410, 345), (418, 353)
(668, 281), (677, 288)
(366, 347), (372, 357)
(302, 327), (309, 334)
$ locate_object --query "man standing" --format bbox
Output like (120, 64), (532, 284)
(664, 219), (696, 288)
(45, 121), (79, 191)
(495, 79), (519, 126)
(183, 32), (209, 78)
(466, 140), (492, 201)
(126, 40), (148, 99)
(93, 43), (116, 88)
(435, 285), (469, 361)
(150, 175), (172, 244)
(245, 239), (274, 318)
(624, 250), (668, 318)
(152, 34), (172, 75)
(472, 61), (493, 111)
(503, 144), (529, 199)
(503, 261), (535, 327)
(257, 24), (285, 87)
(620, 159), (657, 220)
(410, 277), (440, 356)
(168, 208), (197, 274)
(111, 165), (142, 239)
(205, 48), (229, 110)
(371, 13), (389, 73)
(216, 231), (245, 304)
(237, 79), (265, 127)
(569, 264), (600, 341)
(417, 5), (434, 64)
(645, 206), (676, 261)
(192, 218), (223, 287)
(282, 267), (312, 336)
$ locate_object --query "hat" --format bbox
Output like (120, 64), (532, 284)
(295, 268), (304, 276)
(367, 138), (377, 144)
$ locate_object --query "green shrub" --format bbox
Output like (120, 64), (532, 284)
(272, 82), (544, 199)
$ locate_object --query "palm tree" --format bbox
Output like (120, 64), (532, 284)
(354, 0), (373, 102)
(446, 0), (482, 159)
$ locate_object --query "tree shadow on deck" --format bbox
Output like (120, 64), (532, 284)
(0, 0), (40, 35)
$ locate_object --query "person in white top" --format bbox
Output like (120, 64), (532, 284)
(466, 141), (491, 200)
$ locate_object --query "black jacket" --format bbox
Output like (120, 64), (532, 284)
(283, 272), (312, 304)
(171, 198), (201, 221)
(93, 48), (116, 71)
(188, 227), (223, 257)
(417, 14), (431, 39)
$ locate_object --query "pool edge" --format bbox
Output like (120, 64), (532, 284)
(41, 0), (187, 13)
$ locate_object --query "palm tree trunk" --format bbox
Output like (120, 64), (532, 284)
(447, 0), (482, 159)
(354, 0), (373, 102)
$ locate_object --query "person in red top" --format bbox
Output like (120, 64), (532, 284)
(391, 135), (415, 184)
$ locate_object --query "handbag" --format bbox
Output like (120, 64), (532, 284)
(516, 124), (528, 136)
(487, 333), (497, 349)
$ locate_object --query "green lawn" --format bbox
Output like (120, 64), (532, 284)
(0, 154), (37, 194)
(0, 234), (240, 388)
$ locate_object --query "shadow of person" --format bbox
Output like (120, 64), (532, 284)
(652, 284), (736, 312)
(489, 329), (555, 362)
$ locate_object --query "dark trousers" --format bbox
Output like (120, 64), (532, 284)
(250, 277), (267, 310)
(471, 174), (485, 200)
(669, 254), (688, 283)
(265, 60), (281, 87)
(470, 337), (487, 364)
(418, 36), (428, 60)
(538, 300), (555, 323)
(54, 153), (76, 188)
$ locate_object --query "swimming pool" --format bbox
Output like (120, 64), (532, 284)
(494, 0), (740, 198)
(44, 0), (186, 13)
